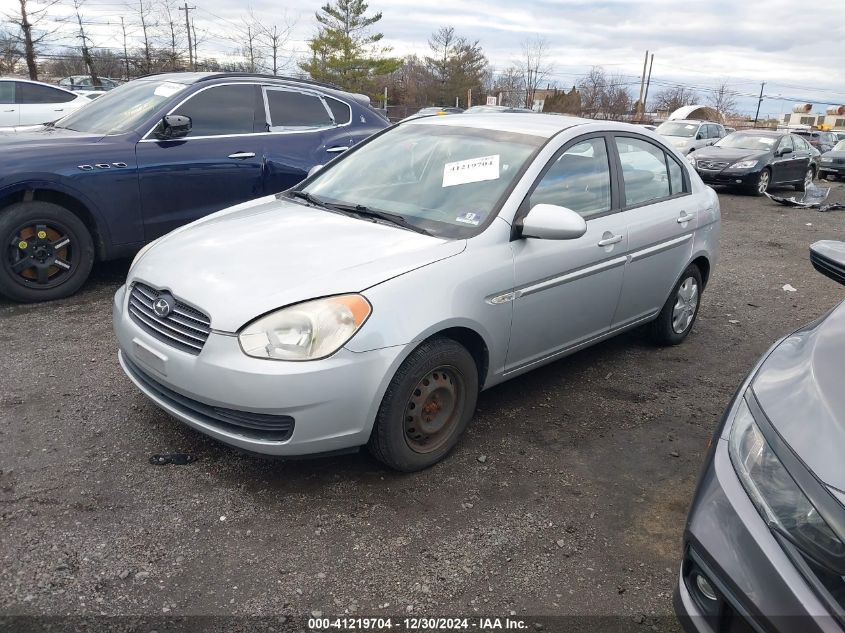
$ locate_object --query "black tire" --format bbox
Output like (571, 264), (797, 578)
(649, 264), (703, 346)
(745, 168), (770, 196)
(794, 165), (815, 192)
(0, 201), (95, 303)
(823, 173), (837, 182)
(368, 337), (479, 472)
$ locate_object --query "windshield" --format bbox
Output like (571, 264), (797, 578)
(714, 133), (778, 151)
(299, 123), (544, 238)
(54, 79), (189, 135)
(834, 140), (845, 152)
(656, 121), (699, 138)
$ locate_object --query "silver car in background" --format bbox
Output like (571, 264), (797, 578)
(657, 119), (726, 155)
(113, 114), (720, 471)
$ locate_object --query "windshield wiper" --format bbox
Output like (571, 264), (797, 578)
(323, 202), (431, 236)
(288, 190), (327, 207)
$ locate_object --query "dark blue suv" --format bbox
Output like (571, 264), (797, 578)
(0, 72), (389, 302)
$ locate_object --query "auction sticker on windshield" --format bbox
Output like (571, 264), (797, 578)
(442, 155), (500, 188)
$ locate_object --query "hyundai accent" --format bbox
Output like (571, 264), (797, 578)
(114, 114), (720, 471)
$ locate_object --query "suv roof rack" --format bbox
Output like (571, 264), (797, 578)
(196, 72), (341, 91)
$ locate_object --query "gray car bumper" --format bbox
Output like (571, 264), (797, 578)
(113, 284), (405, 456)
(675, 437), (843, 633)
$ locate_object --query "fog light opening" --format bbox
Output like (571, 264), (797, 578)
(695, 573), (718, 602)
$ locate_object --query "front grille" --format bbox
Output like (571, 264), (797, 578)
(128, 283), (211, 355)
(123, 355), (295, 442)
(697, 160), (729, 171)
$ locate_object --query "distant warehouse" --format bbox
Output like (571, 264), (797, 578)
(780, 104), (845, 131)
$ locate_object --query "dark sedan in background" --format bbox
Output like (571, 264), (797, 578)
(820, 140), (845, 181)
(689, 130), (818, 196)
(675, 240), (845, 633)
(796, 130), (839, 154)
(0, 72), (389, 302)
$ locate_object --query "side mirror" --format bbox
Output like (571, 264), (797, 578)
(307, 164), (324, 178)
(778, 147), (793, 156)
(521, 204), (587, 240)
(810, 240), (845, 286)
(156, 114), (191, 140)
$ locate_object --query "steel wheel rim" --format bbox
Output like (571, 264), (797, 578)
(758, 171), (770, 193)
(4, 220), (76, 289)
(404, 365), (465, 454)
(672, 277), (699, 334)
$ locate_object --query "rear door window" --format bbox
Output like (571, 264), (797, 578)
(172, 84), (258, 137)
(264, 88), (333, 130)
(18, 82), (76, 104)
(615, 137), (672, 206)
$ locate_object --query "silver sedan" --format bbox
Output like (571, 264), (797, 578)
(113, 114), (720, 471)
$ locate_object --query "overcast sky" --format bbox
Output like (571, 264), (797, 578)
(3, 0), (845, 116)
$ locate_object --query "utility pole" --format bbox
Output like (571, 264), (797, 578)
(467, 88), (472, 108)
(754, 82), (766, 128)
(642, 53), (654, 119)
(636, 50), (648, 121)
(191, 18), (199, 68)
(179, 2), (196, 71)
(120, 17), (129, 80)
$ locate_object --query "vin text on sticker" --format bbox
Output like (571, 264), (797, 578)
(442, 155), (500, 188)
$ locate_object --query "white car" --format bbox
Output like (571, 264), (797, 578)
(655, 119), (726, 155)
(0, 78), (91, 128)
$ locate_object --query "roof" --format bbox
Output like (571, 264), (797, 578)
(668, 104), (722, 123)
(404, 112), (594, 138)
(137, 71), (339, 91)
(735, 129), (785, 136)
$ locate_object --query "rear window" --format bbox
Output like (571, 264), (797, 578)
(19, 82), (76, 104)
(0, 81), (13, 104)
(325, 97), (351, 125)
(264, 89), (332, 129)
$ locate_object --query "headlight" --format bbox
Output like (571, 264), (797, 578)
(686, 154), (697, 166)
(238, 294), (371, 361)
(729, 396), (845, 568)
(730, 160), (758, 169)
(821, 157), (833, 163)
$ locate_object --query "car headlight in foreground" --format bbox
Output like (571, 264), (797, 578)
(729, 395), (845, 570)
(686, 154), (697, 167)
(729, 160), (758, 170)
(238, 294), (371, 361)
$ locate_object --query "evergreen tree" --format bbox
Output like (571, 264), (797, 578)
(300, 0), (399, 94)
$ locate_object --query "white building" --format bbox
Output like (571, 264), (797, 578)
(779, 105), (845, 131)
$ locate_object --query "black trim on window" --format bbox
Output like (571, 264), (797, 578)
(609, 132), (693, 212)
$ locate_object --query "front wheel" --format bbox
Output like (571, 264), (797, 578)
(368, 337), (479, 472)
(746, 168), (770, 196)
(0, 201), (95, 303)
(649, 265), (703, 346)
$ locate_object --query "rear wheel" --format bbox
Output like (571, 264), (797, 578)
(649, 264), (703, 346)
(0, 201), (94, 302)
(795, 166), (815, 191)
(368, 337), (478, 472)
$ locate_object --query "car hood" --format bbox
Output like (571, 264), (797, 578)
(665, 136), (693, 148)
(692, 146), (769, 163)
(130, 196), (466, 332)
(822, 151), (845, 159)
(752, 299), (845, 492)
(0, 124), (103, 148)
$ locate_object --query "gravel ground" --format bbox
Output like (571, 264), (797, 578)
(1, 180), (844, 631)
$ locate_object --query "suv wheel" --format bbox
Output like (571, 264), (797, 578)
(0, 201), (95, 303)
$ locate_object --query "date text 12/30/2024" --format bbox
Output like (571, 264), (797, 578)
(308, 617), (529, 630)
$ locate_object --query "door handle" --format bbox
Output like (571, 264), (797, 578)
(228, 152), (256, 160)
(2, 109), (14, 113)
(325, 146), (349, 153)
(677, 212), (694, 224)
(53, 108), (64, 112)
(597, 234), (622, 247)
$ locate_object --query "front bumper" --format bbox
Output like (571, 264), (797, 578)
(113, 284), (405, 456)
(819, 162), (845, 176)
(696, 168), (760, 187)
(674, 434), (843, 633)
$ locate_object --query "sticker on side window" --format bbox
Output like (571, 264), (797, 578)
(154, 82), (186, 98)
(442, 155), (500, 188)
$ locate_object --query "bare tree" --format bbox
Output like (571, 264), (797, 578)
(135, 0), (154, 74)
(158, 0), (186, 70)
(652, 85), (699, 114)
(709, 81), (738, 120)
(230, 11), (265, 73)
(258, 17), (294, 76)
(518, 35), (554, 109)
(489, 65), (525, 107)
(0, 27), (23, 74)
(600, 73), (633, 120)
(577, 66), (607, 118)
(5, 0), (59, 79)
(71, 0), (99, 86)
